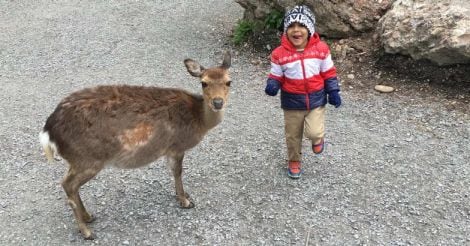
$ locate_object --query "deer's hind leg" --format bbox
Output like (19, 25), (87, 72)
(62, 163), (101, 240)
(168, 153), (194, 208)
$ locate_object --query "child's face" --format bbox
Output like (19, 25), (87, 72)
(286, 23), (309, 50)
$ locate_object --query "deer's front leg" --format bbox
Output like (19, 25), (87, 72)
(170, 153), (194, 208)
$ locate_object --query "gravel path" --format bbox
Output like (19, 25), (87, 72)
(0, 1), (469, 245)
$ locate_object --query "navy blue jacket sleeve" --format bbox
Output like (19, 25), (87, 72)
(265, 78), (282, 96)
(266, 78), (281, 87)
(324, 77), (340, 92)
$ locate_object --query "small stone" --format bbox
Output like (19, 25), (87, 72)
(374, 85), (395, 93)
(347, 74), (355, 79)
(68, 233), (75, 242)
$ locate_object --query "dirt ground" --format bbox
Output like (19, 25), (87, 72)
(337, 35), (470, 113)
(245, 31), (470, 114)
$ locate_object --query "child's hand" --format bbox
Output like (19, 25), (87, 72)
(265, 79), (281, 96)
(327, 90), (341, 108)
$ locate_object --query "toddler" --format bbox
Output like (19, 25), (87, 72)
(265, 5), (341, 179)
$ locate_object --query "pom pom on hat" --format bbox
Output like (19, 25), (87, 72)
(283, 5), (316, 37)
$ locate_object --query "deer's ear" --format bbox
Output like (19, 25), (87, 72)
(221, 51), (231, 69)
(184, 59), (205, 77)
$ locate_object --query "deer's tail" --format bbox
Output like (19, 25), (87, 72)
(39, 131), (57, 163)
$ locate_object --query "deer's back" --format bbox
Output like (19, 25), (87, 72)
(44, 85), (205, 167)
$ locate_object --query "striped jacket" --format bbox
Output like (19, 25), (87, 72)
(268, 33), (340, 110)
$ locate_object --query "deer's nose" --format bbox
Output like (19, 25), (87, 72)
(212, 98), (224, 109)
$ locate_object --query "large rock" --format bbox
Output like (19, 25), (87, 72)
(236, 0), (470, 65)
(377, 0), (470, 65)
(235, 0), (394, 38)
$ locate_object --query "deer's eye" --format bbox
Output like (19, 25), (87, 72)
(201, 82), (208, 88)
(226, 81), (232, 87)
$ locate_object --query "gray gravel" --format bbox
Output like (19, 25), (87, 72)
(1, 1), (469, 245)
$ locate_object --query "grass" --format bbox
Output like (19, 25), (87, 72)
(232, 9), (284, 45)
(264, 9), (283, 31)
(232, 20), (256, 45)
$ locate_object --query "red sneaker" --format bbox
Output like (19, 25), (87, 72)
(312, 138), (325, 154)
(287, 161), (302, 179)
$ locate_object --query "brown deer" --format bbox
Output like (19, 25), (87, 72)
(39, 52), (232, 239)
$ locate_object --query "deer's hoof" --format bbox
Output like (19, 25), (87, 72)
(83, 233), (94, 240)
(179, 199), (195, 209)
(80, 228), (95, 240)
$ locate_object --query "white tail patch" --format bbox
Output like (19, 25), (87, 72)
(39, 131), (58, 163)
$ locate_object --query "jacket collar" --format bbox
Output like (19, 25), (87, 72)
(280, 33), (320, 52)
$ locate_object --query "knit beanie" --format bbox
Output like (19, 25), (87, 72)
(283, 5), (316, 37)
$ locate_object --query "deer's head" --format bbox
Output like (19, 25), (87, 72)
(184, 51), (231, 112)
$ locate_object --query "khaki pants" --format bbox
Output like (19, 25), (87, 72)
(283, 106), (325, 161)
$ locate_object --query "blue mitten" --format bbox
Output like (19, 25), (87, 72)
(265, 79), (281, 96)
(327, 90), (341, 108)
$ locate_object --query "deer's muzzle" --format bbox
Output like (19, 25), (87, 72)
(212, 98), (224, 110)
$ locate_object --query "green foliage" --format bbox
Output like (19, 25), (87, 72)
(232, 20), (255, 45)
(264, 9), (284, 30)
(325, 39), (334, 47)
(232, 9), (284, 45)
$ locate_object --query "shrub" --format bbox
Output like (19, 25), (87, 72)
(232, 20), (255, 45)
(264, 9), (283, 31)
(232, 9), (284, 45)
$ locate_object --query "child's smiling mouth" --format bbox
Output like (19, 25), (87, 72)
(292, 34), (304, 40)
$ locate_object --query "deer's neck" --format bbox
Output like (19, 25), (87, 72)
(202, 103), (224, 130)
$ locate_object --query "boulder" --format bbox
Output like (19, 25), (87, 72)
(235, 0), (394, 38)
(235, 0), (470, 65)
(377, 0), (470, 65)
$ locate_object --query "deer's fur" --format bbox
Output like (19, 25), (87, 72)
(39, 52), (231, 239)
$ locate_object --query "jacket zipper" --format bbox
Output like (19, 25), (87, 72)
(299, 52), (310, 110)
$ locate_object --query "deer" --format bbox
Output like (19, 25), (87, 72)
(39, 52), (232, 239)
